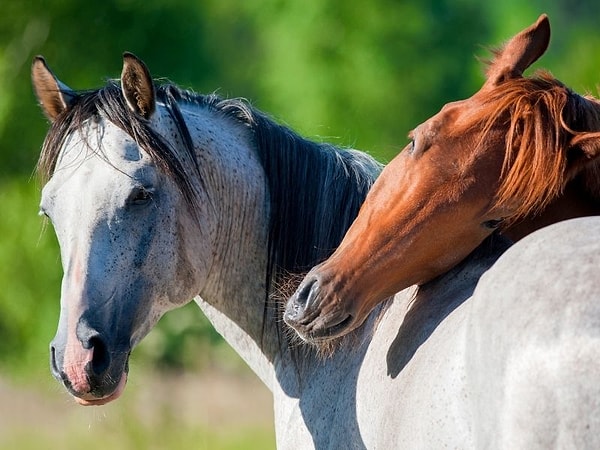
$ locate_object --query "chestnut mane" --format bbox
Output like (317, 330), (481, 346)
(455, 72), (600, 222)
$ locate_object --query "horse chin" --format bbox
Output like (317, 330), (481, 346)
(72, 371), (128, 406)
(295, 313), (356, 346)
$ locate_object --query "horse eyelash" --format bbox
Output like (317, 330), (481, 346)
(129, 186), (155, 205)
(482, 218), (505, 229)
(407, 134), (416, 155)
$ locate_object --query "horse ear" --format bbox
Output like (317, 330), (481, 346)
(31, 56), (76, 122)
(121, 52), (155, 119)
(484, 14), (551, 88)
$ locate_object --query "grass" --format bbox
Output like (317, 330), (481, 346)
(1, 424), (274, 450)
(0, 369), (275, 450)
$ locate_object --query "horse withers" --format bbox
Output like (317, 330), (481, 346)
(285, 14), (600, 343)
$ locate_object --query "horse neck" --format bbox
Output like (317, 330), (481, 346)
(171, 99), (380, 389)
(503, 173), (600, 242)
(159, 103), (275, 385)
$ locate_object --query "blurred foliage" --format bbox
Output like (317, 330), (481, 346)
(1, 0), (600, 378)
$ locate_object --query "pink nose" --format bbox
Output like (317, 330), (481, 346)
(63, 343), (95, 394)
(51, 332), (112, 397)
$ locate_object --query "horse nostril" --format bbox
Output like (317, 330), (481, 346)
(87, 335), (110, 377)
(285, 277), (321, 326)
(295, 278), (318, 309)
(49, 343), (61, 378)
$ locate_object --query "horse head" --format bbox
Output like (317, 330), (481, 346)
(33, 54), (208, 405)
(285, 14), (600, 343)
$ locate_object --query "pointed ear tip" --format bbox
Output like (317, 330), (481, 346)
(32, 55), (47, 69)
(122, 51), (141, 64)
(536, 14), (551, 35)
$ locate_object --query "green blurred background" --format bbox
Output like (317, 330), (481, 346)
(1, 1), (599, 448)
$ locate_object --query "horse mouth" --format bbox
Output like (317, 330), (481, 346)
(72, 371), (128, 406)
(294, 313), (355, 344)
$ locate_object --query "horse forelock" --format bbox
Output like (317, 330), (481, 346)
(36, 82), (204, 217)
(454, 72), (600, 223)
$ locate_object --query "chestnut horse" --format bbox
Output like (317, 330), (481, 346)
(285, 14), (600, 342)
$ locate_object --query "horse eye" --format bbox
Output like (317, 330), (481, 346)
(407, 128), (420, 155)
(406, 138), (416, 155)
(130, 187), (153, 205)
(482, 218), (504, 229)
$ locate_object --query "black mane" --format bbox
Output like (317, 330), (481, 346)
(37, 81), (382, 343)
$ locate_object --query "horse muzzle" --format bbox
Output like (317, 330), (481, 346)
(50, 331), (131, 406)
(284, 275), (356, 344)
